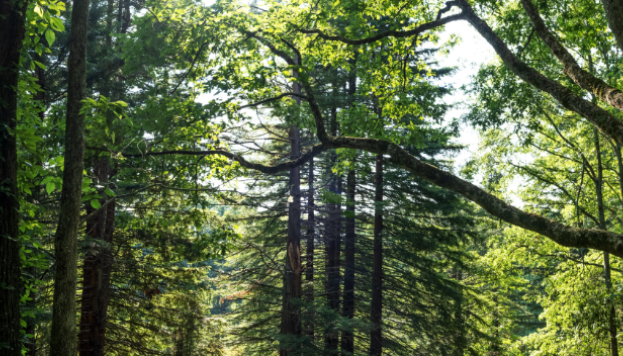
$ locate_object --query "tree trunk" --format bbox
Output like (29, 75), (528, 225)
(341, 169), (356, 355)
(325, 104), (341, 353)
(594, 129), (619, 356)
(49, 0), (91, 353)
(370, 154), (383, 356)
(454, 268), (466, 356)
(281, 125), (302, 355)
(79, 158), (115, 356)
(602, 0), (623, 52)
(0, 0), (28, 353)
(305, 158), (315, 339)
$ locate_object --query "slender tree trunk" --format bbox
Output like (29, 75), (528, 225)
(454, 268), (466, 356)
(281, 125), (302, 355)
(341, 60), (358, 355)
(0, 0), (28, 353)
(49, 0), (91, 353)
(341, 169), (356, 355)
(305, 158), (315, 339)
(325, 103), (341, 353)
(79, 158), (115, 356)
(594, 129), (619, 356)
(370, 154), (383, 356)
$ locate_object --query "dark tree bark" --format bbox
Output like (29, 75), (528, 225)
(0, 0), (28, 353)
(50, 0), (91, 353)
(341, 169), (356, 355)
(305, 158), (315, 339)
(594, 130), (619, 356)
(79, 158), (115, 356)
(602, 0), (623, 52)
(281, 125), (302, 355)
(370, 154), (383, 356)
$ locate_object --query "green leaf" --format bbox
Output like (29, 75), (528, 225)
(90, 199), (101, 209)
(44, 29), (55, 46)
(34, 5), (44, 17)
(50, 17), (65, 32)
(104, 187), (116, 197)
(111, 132), (115, 143)
(45, 182), (55, 195)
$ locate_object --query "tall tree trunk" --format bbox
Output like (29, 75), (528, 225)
(281, 125), (302, 355)
(325, 103), (341, 353)
(594, 129), (619, 356)
(49, 0), (91, 353)
(79, 158), (115, 356)
(341, 169), (356, 355)
(0, 0), (28, 353)
(370, 154), (383, 356)
(305, 158), (315, 339)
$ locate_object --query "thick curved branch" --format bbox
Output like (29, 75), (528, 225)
(520, 0), (623, 112)
(455, 0), (623, 147)
(328, 135), (623, 258)
(242, 22), (623, 258)
(295, 13), (465, 45)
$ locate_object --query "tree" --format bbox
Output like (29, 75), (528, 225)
(0, 0), (28, 353)
(49, 0), (90, 353)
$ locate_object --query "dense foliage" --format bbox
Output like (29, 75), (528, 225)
(2, 0), (623, 355)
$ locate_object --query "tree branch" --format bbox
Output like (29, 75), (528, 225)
(520, 0), (623, 112)
(455, 0), (623, 147)
(295, 13), (465, 45)
(239, 93), (308, 110)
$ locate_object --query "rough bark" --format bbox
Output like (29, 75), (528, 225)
(520, 0), (623, 112)
(370, 154), (383, 356)
(305, 158), (315, 339)
(281, 125), (302, 355)
(594, 130), (619, 356)
(0, 0), (28, 353)
(602, 0), (623, 52)
(79, 158), (114, 356)
(50, 0), (91, 353)
(341, 169), (356, 355)
(455, 0), (623, 147)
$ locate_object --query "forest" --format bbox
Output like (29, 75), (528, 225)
(2, 0), (623, 354)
